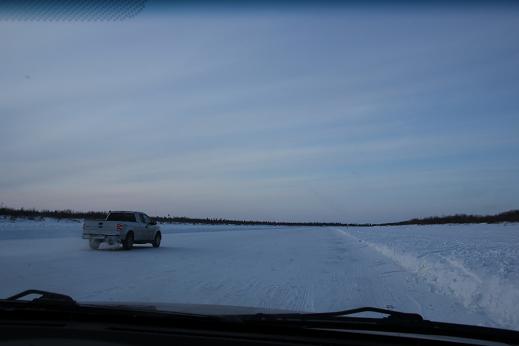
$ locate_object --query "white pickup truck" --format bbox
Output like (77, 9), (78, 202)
(82, 211), (161, 250)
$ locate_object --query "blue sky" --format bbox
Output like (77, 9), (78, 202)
(1, 4), (518, 223)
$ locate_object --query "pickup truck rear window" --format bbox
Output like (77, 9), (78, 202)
(106, 213), (136, 222)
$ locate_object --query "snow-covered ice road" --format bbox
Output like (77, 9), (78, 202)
(1, 220), (518, 330)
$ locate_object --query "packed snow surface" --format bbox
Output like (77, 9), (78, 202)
(1, 217), (518, 331)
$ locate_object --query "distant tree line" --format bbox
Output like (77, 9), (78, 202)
(153, 215), (366, 227)
(0, 207), (364, 226)
(0, 206), (517, 226)
(380, 210), (519, 226)
(0, 207), (107, 220)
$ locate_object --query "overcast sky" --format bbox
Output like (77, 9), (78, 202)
(1, 4), (518, 223)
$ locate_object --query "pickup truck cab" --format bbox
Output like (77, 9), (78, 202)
(83, 211), (161, 250)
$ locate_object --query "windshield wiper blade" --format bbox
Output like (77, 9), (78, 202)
(301, 306), (424, 322)
(244, 306), (423, 323)
(2, 289), (223, 321)
(6, 289), (78, 306)
(236, 307), (519, 344)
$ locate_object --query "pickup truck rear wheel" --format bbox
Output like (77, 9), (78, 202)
(152, 232), (161, 248)
(122, 232), (134, 250)
(89, 239), (101, 250)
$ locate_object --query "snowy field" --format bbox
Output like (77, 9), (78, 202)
(1, 217), (518, 331)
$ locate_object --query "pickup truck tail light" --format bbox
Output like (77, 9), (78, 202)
(116, 224), (123, 232)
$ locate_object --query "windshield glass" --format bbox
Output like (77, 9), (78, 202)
(1, 0), (518, 333)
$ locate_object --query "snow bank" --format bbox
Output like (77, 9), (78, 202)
(340, 224), (519, 329)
